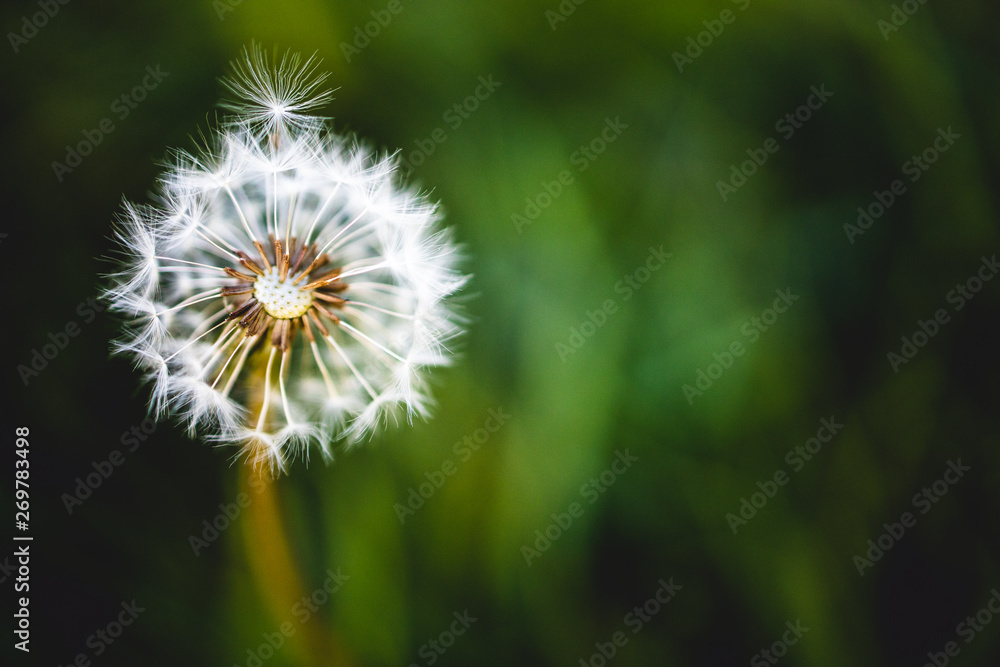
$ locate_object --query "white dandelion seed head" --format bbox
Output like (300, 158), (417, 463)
(103, 46), (468, 472)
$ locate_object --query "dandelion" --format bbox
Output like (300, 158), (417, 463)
(104, 45), (467, 472)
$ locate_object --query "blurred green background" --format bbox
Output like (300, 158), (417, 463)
(3, 0), (1000, 665)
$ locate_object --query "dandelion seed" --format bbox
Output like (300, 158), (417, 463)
(104, 44), (468, 472)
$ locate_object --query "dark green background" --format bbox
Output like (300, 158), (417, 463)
(2, 0), (999, 665)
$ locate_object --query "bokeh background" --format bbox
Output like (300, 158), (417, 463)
(3, 0), (1000, 665)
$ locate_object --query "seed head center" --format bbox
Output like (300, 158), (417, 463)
(253, 267), (312, 319)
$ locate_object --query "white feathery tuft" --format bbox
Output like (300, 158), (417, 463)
(220, 44), (334, 137)
(103, 46), (468, 473)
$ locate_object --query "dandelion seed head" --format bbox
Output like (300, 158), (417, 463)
(104, 45), (467, 472)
